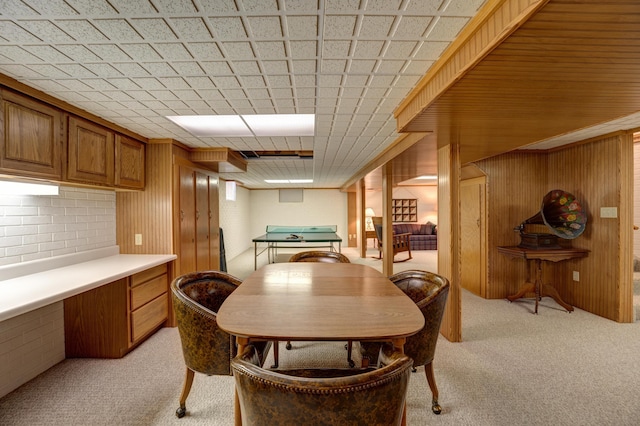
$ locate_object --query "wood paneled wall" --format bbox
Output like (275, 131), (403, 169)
(474, 132), (634, 322)
(116, 143), (174, 255)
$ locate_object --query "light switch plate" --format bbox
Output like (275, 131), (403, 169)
(135, 234), (142, 245)
(600, 207), (617, 218)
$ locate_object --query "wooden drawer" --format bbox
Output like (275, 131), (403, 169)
(131, 294), (168, 343)
(131, 274), (167, 310)
(131, 263), (167, 287)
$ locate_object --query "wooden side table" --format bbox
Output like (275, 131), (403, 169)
(365, 230), (378, 248)
(498, 246), (589, 314)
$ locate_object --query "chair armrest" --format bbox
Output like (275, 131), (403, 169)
(392, 233), (411, 244)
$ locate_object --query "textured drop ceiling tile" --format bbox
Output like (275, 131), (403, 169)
(110, 62), (149, 76)
(153, 0), (198, 14)
(84, 62), (122, 77)
(342, 87), (364, 98)
(148, 90), (179, 101)
(241, 76), (267, 88)
(285, 15), (317, 39)
(291, 59), (315, 73)
(365, 0), (402, 11)
(0, 21), (45, 42)
(428, 16), (469, 40)
(376, 59), (405, 73)
(135, 77), (167, 89)
(383, 41), (417, 58)
(171, 18), (212, 40)
(445, 0), (486, 14)
(213, 76), (241, 89)
(324, 15), (357, 38)
(293, 74), (315, 87)
(254, 41), (286, 59)
(403, 59), (432, 74)
(87, 44), (131, 61)
(172, 89), (201, 100)
(323, 40), (350, 58)
(171, 61), (206, 75)
(27, 64), (71, 77)
(198, 0), (239, 13)
(157, 77), (190, 89)
(153, 43), (192, 60)
(55, 63), (97, 78)
(0, 64), (43, 78)
(288, 41), (316, 58)
(25, 0), (78, 15)
(413, 41), (448, 60)
(106, 0), (157, 15)
(185, 76), (216, 88)
(262, 60), (288, 74)
(352, 40), (384, 58)
(321, 59), (346, 73)
(267, 75), (292, 88)
(56, 45), (103, 62)
(1, 46), (47, 63)
(295, 87), (315, 98)
(347, 59), (376, 73)
(1, 0), (39, 15)
(104, 78), (140, 90)
(209, 17), (247, 39)
(247, 16), (283, 38)
(325, 0), (360, 13)
(232, 60), (260, 74)
(17, 20), (74, 42)
(394, 16), (433, 38)
(358, 15), (395, 38)
(131, 19), (178, 40)
(139, 62), (176, 76)
(55, 20), (109, 42)
(93, 20), (143, 41)
(120, 43), (162, 61)
(242, 0), (278, 12)
(66, 0), (118, 15)
(221, 42), (254, 59)
(188, 42), (224, 60)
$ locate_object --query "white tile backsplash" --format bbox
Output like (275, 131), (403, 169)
(0, 185), (117, 267)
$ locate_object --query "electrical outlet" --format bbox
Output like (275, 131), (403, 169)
(572, 271), (579, 282)
(600, 207), (617, 218)
(135, 234), (142, 245)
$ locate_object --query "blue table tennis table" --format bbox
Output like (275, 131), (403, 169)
(252, 225), (343, 270)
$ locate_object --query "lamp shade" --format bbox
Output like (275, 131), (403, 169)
(365, 208), (375, 217)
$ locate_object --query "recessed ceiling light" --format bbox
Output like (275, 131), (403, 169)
(166, 115), (253, 137)
(166, 114), (315, 137)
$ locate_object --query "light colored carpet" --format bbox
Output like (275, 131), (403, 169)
(2, 248), (640, 425)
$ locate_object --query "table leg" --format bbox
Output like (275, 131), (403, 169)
(254, 242), (257, 270)
(540, 283), (574, 312)
(234, 337), (249, 426)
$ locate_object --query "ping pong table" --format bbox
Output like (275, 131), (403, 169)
(252, 225), (343, 270)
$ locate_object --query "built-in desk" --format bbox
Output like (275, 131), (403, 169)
(498, 246), (589, 314)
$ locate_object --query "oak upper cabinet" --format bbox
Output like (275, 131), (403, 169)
(67, 116), (115, 186)
(115, 134), (145, 190)
(0, 90), (63, 180)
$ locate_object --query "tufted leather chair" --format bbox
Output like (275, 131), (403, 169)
(171, 270), (271, 418)
(360, 270), (450, 414)
(231, 342), (412, 426)
(288, 250), (351, 263)
(279, 251), (354, 368)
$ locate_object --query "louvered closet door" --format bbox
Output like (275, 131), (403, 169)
(178, 166), (196, 275)
(195, 171), (210, 271)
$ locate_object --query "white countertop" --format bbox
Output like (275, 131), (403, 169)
(0, 249), (176, 322)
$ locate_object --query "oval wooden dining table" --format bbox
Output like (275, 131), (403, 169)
(218, 262), (425, 426)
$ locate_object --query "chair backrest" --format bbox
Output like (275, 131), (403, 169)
(372, 216), (383, 242)
(232, 343), (412, 426)
(289, 250), (351, 263)
(171, 270), (242, 376)
(390, 270), (450, 366)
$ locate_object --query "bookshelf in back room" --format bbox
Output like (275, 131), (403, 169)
(392, 198), (418, 223)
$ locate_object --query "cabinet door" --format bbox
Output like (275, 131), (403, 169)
(67, 116), (115, 185)
(178, 166), (196, 275)
(195, 171), (210, 271)
(208, 175), (221, 270)
(0, 90), (63, 179)
(115, 134), (145, 189)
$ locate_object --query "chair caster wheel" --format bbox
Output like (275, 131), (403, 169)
(176, 407), (186, 418)
(432, 402), (442, 415)
(286, 342), (292, 350)
(348, 359), (355, 368)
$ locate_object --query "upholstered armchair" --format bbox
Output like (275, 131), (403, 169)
(231, 343), (413, 426)
(288, 250), (351, 263)
(372, 216), (412, 262)
(279, 250), (354, 368)
(360, 270), (450, 414)
(171, 270), (271, 418)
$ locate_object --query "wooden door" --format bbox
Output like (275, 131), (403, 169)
(208, 175), (221, 270)
(461, 178), (485, 296)
(67, 116), (115, 185)
(178, 166), (196, 275)
(195, 171), (210, 271)
(0, 90), (63, 180)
